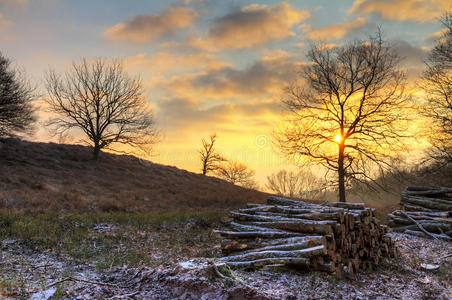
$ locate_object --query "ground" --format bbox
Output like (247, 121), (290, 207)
(0, 214), (450, 299)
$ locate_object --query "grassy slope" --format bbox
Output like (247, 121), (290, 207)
(0, 138), (268, 214)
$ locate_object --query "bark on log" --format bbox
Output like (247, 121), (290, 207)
(245, 220), (336, 234)
(221, 236), (326, 253)
(401, 196), (452, 211)
(225, 257), (311, 269)
(219, 245), (327, 262)
(324, 202), (365, 210)
(230, 212), (295, 222)
(229, 222), (285, 232)
(243, 238), (326, 253)
(402, 204), (434, 212)
(403, 229), (452, 241)
(391, 223), (451, 233)
(403, 211), (450, 218)
(267, 196), (321, 208)
(214, 231), (306, 239)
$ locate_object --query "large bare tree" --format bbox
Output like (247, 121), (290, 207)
(420, 12), (452, 163)
(276, 31), (410, 202)
(199, 133), (225, 175)
(0, 52), (35, 137)
(45, 58), (158, 160)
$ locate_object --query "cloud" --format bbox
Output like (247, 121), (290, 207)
(0, 13), (12, 30)
(104, 6), (198, 43)
(201, 2), (310, 49)
(157, 97), (282, 131)
(154, 53), (301, 99)
(425, 29), (448, 44)
(349, 0), (450, 23)
(393, 39), (428, 66)
(306, 18), (367, 41)
(124, 52), (229, 75)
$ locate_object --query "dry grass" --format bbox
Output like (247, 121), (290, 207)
(0, 138), (268, 214)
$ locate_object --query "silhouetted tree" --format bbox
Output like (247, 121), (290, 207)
(0, 52), (35, 137)
(45, 58), (158, 160)
(420, 12), (452, 163)
(276, 31), (410, 202)
(199, 133), (225, 175)
(216, 160), (257, 189)
(266, 169), (325, 200)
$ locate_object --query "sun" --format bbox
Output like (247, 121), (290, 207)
(334, 134), (342, 143)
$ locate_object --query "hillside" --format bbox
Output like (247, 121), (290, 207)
(0, 138), (268, 213)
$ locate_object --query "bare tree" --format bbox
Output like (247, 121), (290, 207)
(0, 52), (35, 137)
(266, 169), (325, 200)
(276, 31), (410, 202)
(216, 160), (257, 189)
(199, 133), (225, 175)
(420, 12), (452, 163)
(45, 58), (158, 160)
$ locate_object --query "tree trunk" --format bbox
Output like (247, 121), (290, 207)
(338, 141), (346, 202)
(92, 143), (101, 161)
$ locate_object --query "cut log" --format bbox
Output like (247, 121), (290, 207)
(245, 220), (336, 234)
(401, 196), (452, 211)
(221, 236), (325, 253)
(230, 212), (295, 222)
(324, 202), (365, 210)
(403, 211), (450, 218)
(219, 245), (327, 262)
(403, 229), (452, 241)
(225, 257), (310, 269)
(243, 237), (326, 253)
(404, 186), (452, 195)
(391, 223), (451, 234)
(229, 222), (285, 232)
(402, 203), (434, 212)
(267, 196), (321, 208)
(291, 212), (344, 222)
(214, 231), (306, 239)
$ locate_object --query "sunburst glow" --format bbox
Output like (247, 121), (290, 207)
(334, 134), (342, 143)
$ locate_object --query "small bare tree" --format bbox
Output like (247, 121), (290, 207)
(199, 133), (225, 175)
(276, 31), (410, 202)
(45, 58), (158, 160)
(0, 52), (35, 137)
(420, 12), (452, 163)
(216, 160), (257, 189)
(266, 169), (325, 200)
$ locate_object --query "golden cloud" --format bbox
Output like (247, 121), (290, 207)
(425, 28), (448, 43)
(152, 53), (301, 100)
(124, 52), (229, 75)
(199, 2), (310, 50)
(349, 0), (450, 23)
(104, 6), (198, 43)
(306, 18), (367, 41)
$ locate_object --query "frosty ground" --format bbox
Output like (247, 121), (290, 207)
(0, 214), (450, 300)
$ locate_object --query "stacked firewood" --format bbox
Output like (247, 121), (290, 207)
(389, 186), (452, 241)
(215, 196), (398, 275)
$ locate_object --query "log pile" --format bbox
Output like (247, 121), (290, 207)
(389, 186), (452, 241)
(215, 196), (398, 275)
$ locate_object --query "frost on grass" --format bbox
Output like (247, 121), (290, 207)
(1, 232), (451, 299)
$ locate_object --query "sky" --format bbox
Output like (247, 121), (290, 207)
(0, 0), (450, 187)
